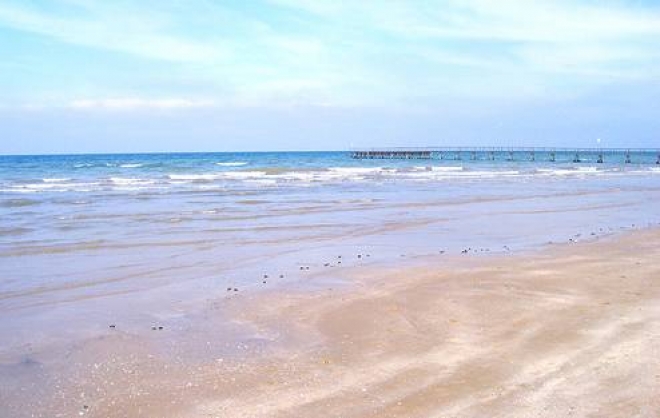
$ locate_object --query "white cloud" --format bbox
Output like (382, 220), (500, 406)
(377, 0), (660, 43)
(266, 0), (660, 80)
(0, 1), (228, 62)
(68, 98), (216, 110)
(2, 0), (659, 108)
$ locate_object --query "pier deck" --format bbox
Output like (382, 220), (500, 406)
(350, 147), (660, 164)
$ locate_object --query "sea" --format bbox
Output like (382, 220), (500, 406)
(1, 150), (660, 359)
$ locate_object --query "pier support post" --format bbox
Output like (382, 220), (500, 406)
(625, 151), (631, 164)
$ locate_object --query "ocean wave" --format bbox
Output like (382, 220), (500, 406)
(168, 174), (222, 181)
(164, 168), (527, 184)
(219, 171), (267, 179)
(109, 177), (156, 185)
(328, 167), (392, 174)
(536, 168), (577, 176)
(244, 178), (278, 186)
(12, 182), (100, 191)
(434, 166), (465, 172)
(401, 169), (520, 180)
(576, 166), (599, 172)
(4, 162), (660, 195)
(166, 171), (266, 182)
(43, 178), (71, 183)
(267, 172), (315, 181)
(216, 161), (248, 167)
(1, 179), (167, 193)
(536, 167), (607, 176)
(119, 163), (144, 168)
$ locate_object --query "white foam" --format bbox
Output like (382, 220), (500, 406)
(537, 167), (605, 176)
(6, 182), (101, 192)
(109, 177), (155, 185)
(537, 169), (576, 176)
(328, 167), (389, 174)
(0, 188), (38, 193)
(216, 162), (248, 167)
(168, 171), (267, 181)
(627, 167), (660, 175)
(112, 186), (143, 191)
(219, 171), (267, 180)
(409, 166), (464, 172)
(401, 169), (519, 179)
(13, 162), (660, 195)
(431, 166), (464, 172)
(25, 183), (84, 190)
(264, 167), (518, 183)
(576, 166), (599, 172)
(270, 172), (318, 182)
(43, 178), (71, 183)
(168, 174), (222, 181)
(245, 179), (278, 185)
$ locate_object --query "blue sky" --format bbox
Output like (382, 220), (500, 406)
(1, 0), (659, 154)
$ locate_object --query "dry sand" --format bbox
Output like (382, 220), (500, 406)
(7, 230), (660, 417)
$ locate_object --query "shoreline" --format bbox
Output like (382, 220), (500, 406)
(211, 227), (660, 417)
(3, 227), (659, 417)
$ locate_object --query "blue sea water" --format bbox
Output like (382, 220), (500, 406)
(2, 150), (660, 283)
(1, 150), (660, 360)
(0, 151), (659, 196)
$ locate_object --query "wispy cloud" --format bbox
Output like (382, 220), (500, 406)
(67, 97), (216, 110)
(1, 0), (659, 110)
(0, 1), (228, 62)
(269, 0), (660, 80)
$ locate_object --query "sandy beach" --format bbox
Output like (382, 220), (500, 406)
(3, 227), (658, 417)
(3, 0), (660, 416)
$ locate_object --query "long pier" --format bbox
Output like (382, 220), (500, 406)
(350, 147), (660, 164)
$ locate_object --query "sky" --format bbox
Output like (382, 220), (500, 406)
(0, 0), (659, 154)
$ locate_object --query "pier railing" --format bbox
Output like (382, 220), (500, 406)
(350, 147), (660, 164)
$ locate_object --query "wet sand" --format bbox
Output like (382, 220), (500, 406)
(3, 229), (660, 417)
